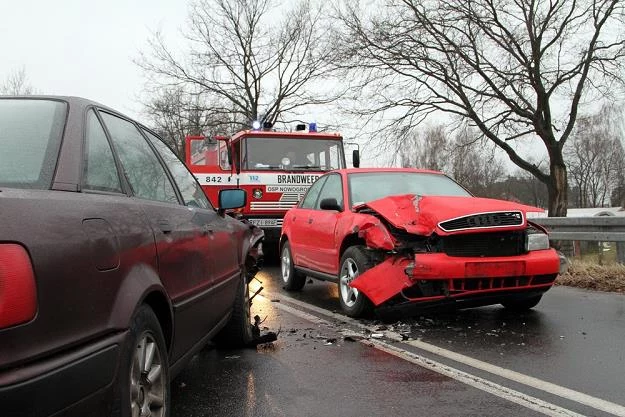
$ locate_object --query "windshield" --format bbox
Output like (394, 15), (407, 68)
(0, 99), (67, 189)
(241, 137), (345, 171)
(348, 171), (471, 207)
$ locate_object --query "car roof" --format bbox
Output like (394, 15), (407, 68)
(0, 95), (131, 118)
(335, 167), (445, 175)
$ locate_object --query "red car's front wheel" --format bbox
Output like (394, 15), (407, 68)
(338, 246), (373, 317)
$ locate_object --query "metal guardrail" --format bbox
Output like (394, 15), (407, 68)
(531, 216), (625, 264)
(531, 217), (625, 242)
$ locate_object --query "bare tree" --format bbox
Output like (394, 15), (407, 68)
(448, 127), (505, 196)
(400, 124), (447, 170)
(491, 170), (549, 206)
(337, 0), (625, 216)
(137, 0), (340, 131)
(1, 68), (36, 95)
(143, 87), (238, 158)
(566, 105), (625, 207)
(400, 123), (505, 195)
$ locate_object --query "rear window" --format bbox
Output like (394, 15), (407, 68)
(0, 99), (67, 189)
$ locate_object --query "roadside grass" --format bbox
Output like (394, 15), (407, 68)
(556, 260), (625, 293)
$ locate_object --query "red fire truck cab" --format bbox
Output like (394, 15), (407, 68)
(185, 125), (355, 250)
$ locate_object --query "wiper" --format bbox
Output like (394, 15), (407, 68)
(292, 165), (323, 170)
(252, 164), (281, 169)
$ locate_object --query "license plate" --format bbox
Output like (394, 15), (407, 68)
(248, 218), (279, 227)
(465, 261), (525, 277)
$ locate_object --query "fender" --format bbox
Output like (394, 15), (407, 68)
(342, 213), (397, 251)
(107, 263), (173, 352)
(238, 222), (265, 280)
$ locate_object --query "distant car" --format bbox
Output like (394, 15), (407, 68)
(0, 96), (263, 417)
(280, 168), (560, 318)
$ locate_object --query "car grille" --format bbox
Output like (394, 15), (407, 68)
(443, 231), (525, 257)
(439, 211), (523, 232)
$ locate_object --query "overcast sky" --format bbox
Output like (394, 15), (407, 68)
(0, 0), (187, 119)
(3, 1), (622, 171)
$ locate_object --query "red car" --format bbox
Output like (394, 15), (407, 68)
(279, 168), (560, 318)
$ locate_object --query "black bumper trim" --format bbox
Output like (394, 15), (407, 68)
(376, 289), (550, 319)
(0, 343), (120, 417)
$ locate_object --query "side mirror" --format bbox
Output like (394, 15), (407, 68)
(352, 149), (360, 168)
(219, 189), (246, 210)
(320, 198), (342, 212)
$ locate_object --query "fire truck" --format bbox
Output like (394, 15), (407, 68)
(185, 123), (358, 250)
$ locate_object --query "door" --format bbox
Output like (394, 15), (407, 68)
(144, 129), (241, 334)
(287, 175), (327, 268)
(305, 174), (344, 274)
(101, 111), (221, 361)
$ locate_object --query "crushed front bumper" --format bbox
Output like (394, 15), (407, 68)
(350, 249), (560, 307)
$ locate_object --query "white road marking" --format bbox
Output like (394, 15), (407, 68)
(264, 296), (582, 417)
(261, 290), (625, 417)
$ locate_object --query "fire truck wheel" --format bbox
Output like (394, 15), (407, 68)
(281, 241), (306, 291)
(214, 270), (254, 347)
(338, 246), (374, 318)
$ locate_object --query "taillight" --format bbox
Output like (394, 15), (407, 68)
(0, 244), (37, 329)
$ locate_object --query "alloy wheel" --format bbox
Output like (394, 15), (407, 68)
(130, 332), (166, 417)
(281, 246), (291, 284)
(340, 258), (360, 308)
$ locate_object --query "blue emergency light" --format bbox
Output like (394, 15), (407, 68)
(309, 122), (317, 132)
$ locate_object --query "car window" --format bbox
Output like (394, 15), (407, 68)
(349, 171), (471, 207)
(0, 99), (67, 189)
(100, 112), (178, 204)
(83, 110), (122, 193)
(143, 129), (212, 209)
(300, 176), (327, 209)
(315, 174), (343, 209)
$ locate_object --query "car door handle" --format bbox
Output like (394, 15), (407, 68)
(158, 219), (172, 234)
(202, 225), (214, 236)
(308, 218), (313, 224)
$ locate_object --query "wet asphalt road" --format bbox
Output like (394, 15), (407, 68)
(172, 264), (625, 417)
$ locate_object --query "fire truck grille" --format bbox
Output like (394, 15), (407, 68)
(439, 211), (523, 232)
(250, 193), (303, 211)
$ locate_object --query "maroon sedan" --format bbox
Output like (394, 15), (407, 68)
(0, 97), (263, 417)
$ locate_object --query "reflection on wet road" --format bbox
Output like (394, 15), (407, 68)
(171, 264), (625, 416)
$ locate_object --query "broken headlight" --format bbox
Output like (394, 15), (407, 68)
(525, 229), (550, 251)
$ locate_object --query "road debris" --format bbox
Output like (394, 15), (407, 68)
(247, 315), (278, 348)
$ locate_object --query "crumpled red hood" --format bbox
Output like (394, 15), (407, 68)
(358, 194), (543, 235)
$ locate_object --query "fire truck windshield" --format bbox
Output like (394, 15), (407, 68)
(241, 137), (345, 171)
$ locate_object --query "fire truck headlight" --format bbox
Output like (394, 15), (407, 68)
(252, 120), (261, 130)
(253, 188), (263, 199)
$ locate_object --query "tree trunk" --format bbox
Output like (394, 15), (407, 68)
(547, 162), (568, 217)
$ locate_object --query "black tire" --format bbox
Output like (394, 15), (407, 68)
(280, 241), (306, 291)
(118, 305), (170, 417)
(338, 246), (374, 318)
(214, 271), (254, 348)
(501, 294), (543, 311)
(262, 242), (279, 264)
